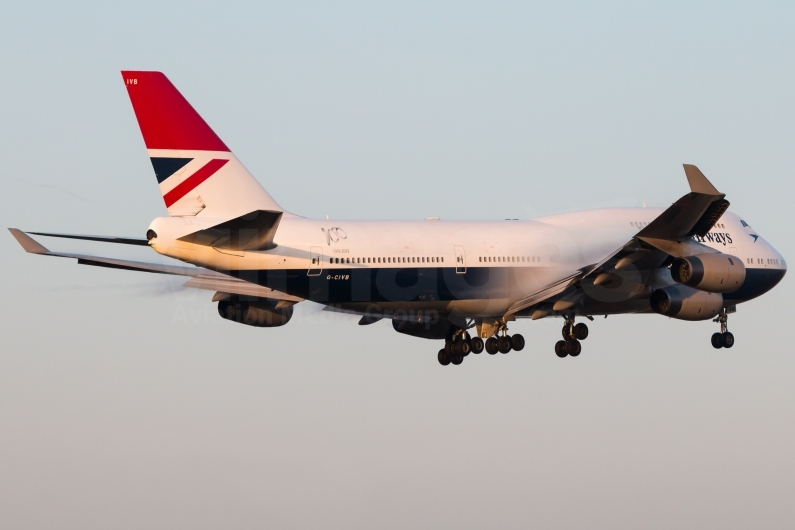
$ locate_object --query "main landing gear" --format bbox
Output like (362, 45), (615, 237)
(711, 309), (735, 349)
(485, 330), (525, 355)
(555, 316), (588, 358)
(438, 325), (524, 366)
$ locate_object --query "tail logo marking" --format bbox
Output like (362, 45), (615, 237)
(163, 158), (229, 208)
(151, 157), (193, 183)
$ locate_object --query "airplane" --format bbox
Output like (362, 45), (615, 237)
(9, 71), (787, 366)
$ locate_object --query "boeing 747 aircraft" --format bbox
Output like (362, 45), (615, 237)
(9, 71), (787, 366)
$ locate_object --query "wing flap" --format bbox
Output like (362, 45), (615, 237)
(182, 276), (303, 301)
(504, 272), (581, 316)
(74, 256), (200, 276)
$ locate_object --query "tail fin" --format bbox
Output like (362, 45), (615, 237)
(121, 71), (283, 218)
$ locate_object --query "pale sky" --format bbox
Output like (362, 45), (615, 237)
(1, 2), (793, 528)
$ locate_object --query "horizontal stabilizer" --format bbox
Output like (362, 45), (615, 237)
(178, 210), (282, 251)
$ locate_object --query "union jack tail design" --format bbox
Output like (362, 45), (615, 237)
(121, 71), (282, 218)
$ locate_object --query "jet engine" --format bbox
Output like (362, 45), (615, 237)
(650, 285), (723, 321)
(671, 253), (745, 293)
(392, 317), (451, 340)
(217, 298), (293, 327)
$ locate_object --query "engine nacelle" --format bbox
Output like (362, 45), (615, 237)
(217, 299), (293, 327)
(392, 317), (450, 340)
(671, 253), (745, 293)
(650, 286), (723, 321)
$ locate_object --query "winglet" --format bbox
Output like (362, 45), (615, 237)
(683, 164), (722, 196)
(8, 229), (50, 254)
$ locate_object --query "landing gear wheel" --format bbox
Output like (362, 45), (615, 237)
(713, 309), (734, 349)
(567, 339), (581, 357)
(438, 349), (450, 366)
(498, 336), (512, 354)
(451, 353), (464, 365)
(555, 340), (568, 358)
(573, 323), (589, 340)
(455, 338), (472, 356)
(511, 334), (525, 351)
(471, 337), (484, 354)
(486, 337), (499, 355)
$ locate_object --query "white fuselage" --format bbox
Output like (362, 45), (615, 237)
(148, 208), (786, 317)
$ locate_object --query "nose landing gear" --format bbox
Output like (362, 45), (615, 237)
(555, 316), (588, 358)
(711, 309), (735, 349)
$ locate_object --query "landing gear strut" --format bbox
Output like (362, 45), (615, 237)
(711, 309), (735, 349)
(555, 316), (588, 358)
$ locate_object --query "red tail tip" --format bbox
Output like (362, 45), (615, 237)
(121, 71), (229, 152)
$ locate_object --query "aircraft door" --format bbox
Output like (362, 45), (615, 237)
(308, 246), (323, 276)
(454, 245), (466, 274)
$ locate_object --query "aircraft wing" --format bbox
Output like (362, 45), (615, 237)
(27, 231), (149, 246)
(634, 164), (728, 257)
(579, 164), (728, 276)
(8, 228), (303, 302)
(508, 165), (730, 316)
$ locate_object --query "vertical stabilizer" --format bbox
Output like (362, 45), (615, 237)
(121, 71), (283, 218)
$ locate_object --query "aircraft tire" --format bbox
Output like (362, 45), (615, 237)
(721, 332), (735, 349)
(711, 333), (723, 349)
(457, 338), (472, 356)
(498, 336), (512, 354)
(451, 353), (464, 365)
(567, 339), (581, 357)
(555, 340), (568, 358)
(471, 337), (484, 354)
(486, 337), (499, 355)
(573, 323), (589, 340)
(438, 349), (450, 366)
(511, 334), (525, 351)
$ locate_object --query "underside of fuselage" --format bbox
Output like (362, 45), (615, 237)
(217, 262), (786, 318)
